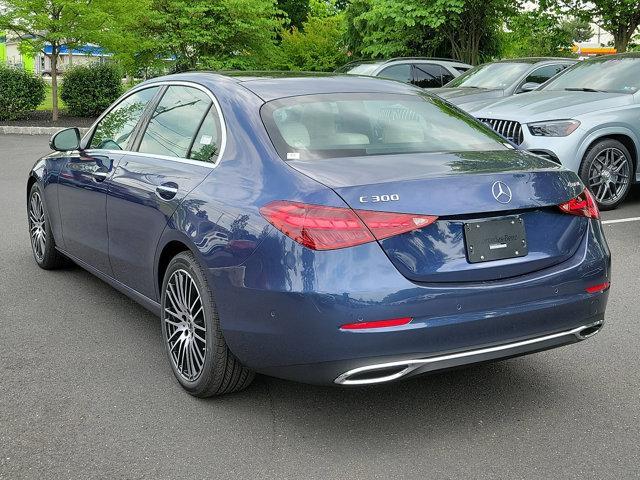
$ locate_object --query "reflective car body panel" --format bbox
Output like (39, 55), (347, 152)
(28, 72), (611, 386)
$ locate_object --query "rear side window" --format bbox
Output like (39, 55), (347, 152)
(378, 64), (411, 83)
(89, 87), (160, 150)
(413, 64), (454, 88)
(261, 93), (509, 161)
(138, 86), (212, 159)
(189, 106), (223, 163)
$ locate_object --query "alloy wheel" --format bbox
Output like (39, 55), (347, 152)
(163, 269), (207, 381)
(588, 147), (631, 207)
(29, 191), (47, 262)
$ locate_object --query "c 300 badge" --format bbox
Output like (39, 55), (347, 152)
(358, 194), (400, 203)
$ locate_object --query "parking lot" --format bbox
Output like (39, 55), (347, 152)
(1, 134), (639, 479)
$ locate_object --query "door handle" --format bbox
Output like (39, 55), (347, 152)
(156, 183), (179, 200)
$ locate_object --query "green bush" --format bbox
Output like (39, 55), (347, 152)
(61, 63), (123, 117)
(0, 66), (46, 121)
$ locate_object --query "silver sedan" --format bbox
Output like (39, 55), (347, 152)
(468, 53), (640, 209)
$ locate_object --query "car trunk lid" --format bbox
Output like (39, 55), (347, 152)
(288, 150), (588, 282)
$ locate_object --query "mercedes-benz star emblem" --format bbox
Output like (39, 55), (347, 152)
(491, 181), (512, 204)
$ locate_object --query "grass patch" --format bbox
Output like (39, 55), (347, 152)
(37, 84), (65, 111)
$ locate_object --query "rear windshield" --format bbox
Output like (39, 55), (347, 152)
(261, 93), (509, 161)
(344, 63), (381, 75)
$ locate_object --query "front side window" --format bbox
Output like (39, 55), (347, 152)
(523, 64), (568, 86)
(446, 62), (531, 89)
(261, 93), (509, 161)
(138, 86), (212, 158)
(89, 87), (160, 150)
(378, 64), (411, 83)
(543, 57), (640, 94)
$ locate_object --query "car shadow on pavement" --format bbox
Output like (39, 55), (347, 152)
(237, 357), (566, 446)
(36, 250), (576, 447)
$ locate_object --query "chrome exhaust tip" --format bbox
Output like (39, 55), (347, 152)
(574, 321), (604, 340)
(335, 321), (605, 386)
(334, 363), (419, 386)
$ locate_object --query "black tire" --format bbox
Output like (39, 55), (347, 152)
(160, 251), (254, 397)
(579, 139), (634, 211)
(28, 183), (67, 269)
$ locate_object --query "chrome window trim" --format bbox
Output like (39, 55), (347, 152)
(81, 80), (228, 170)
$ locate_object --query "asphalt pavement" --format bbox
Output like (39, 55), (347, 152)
(1, 134), (639, 479)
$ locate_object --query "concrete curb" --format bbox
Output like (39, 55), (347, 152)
(0, 126), (90, 135)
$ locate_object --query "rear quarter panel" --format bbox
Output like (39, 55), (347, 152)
(154, 77), (341, 295)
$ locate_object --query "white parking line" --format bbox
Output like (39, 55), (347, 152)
(602, 216), (640, 225)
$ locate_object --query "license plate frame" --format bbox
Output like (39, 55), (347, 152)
(464, 216), (527, 263)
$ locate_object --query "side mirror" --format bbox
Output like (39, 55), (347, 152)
(50, 127), (81, 152)
(519, 82), (541, 93)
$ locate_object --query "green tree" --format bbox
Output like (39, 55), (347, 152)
(345, 0), (517, 64)
(563, 17), (594, 43)
(501, 10), (581, 57)
(0, 0), (123, 120)
(441, 0), (517, 64)
(138, 0), (283, 71)
(278, 0), (310, 29)
(278, 0), (348, 71)
(547, 0), (640, 52)
(90, 0), (159, 78)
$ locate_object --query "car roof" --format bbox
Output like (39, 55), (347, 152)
(585, 52), (640, 61)
(493, 57), (577, 64)
(144, 71), (423, 102)
(338, 57), (472, 70)
(235, 74), (423, 101)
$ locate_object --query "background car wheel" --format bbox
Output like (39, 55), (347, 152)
(28, 183), (67, 269)
(579, 139), (634, 210)
(160, 251), (254, 397)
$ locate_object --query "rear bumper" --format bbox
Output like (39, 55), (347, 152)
(333, 320), (603, 385)
(249, 310), (607, 386)
(210, 219), (610, 385)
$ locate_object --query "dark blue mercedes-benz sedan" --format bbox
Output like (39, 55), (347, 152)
(27, 72), (611, 396)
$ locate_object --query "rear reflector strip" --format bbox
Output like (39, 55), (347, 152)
(340, 317), (412, 330)
(585, 281), (610, 294)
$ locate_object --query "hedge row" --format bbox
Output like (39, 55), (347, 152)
(61, 63), (123, 117)
(0, 66), (46, 121)
(0, 63), (123, 121)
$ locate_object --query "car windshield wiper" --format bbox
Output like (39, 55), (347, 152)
(564, 87), (605, 93)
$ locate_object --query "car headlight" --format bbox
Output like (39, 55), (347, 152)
(528, 120), (580, 137)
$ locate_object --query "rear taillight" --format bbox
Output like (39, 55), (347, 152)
(558, 189), (599, 219)
(259, 201), (437, 250)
